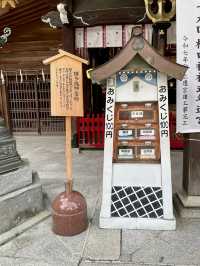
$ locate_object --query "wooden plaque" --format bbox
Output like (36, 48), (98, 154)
(43, 50), (88, 117)
(50, 57), (83, 116)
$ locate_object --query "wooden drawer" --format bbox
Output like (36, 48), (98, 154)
(114, 140), (160, 162)
(136, 141), (160, 160)
(113, 101), (160, 163)
(116, 102), (158, 124)
(115, 124), (159, 141)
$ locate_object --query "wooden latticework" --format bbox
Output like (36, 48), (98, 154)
(6, 74), (64, 135)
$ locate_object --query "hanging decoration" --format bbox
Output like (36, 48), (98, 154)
(0, 27), (11, 48)
(1, 0), (18, 8)
(41, 11), (63, 29)
(144, 0), (176, 23)
(0, 70), (5, 85)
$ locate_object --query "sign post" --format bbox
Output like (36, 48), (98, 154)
(65, 117), (72, 193)
(43, 49), (89, 236)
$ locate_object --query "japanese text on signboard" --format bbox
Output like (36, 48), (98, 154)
(195, 6), (200, 125)
(176, 0), (200, 132)
(181, 35), (189, 127)
(55, 67), (80, 114)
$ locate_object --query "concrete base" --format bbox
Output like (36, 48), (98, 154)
(99, 216), (176, 230)
(0, 160), (32, 196)
(174, 193), (200, 218)
(178, 191), (200, 207)
(0, 172), (44, 234)
(0, 210), (50, 246)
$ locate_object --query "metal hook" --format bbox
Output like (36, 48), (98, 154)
(42, 68), (45, 82)
(0, 70), (5, 85)
(19, 69), (23, 83)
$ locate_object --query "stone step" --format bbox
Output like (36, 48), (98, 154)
(0, 172), (44, 234)
(0, 160), (32, 196)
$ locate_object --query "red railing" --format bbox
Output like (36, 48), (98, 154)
(77, 112), (185, 149)
(77, 114), (105, 148)
(169, 111), (185, 150)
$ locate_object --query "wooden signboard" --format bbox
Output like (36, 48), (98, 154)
(43, 49), (88, 117)
(43, 50), (88, 192)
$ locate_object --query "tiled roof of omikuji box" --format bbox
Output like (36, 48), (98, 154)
(90, 26), (187, 82)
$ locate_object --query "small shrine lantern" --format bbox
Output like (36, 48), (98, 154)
(89, 27), (187, 230)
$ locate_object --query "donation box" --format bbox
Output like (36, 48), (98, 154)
(89, 27), (187, 230)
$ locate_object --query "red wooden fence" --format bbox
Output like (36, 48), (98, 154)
(77, 112), (185, 149)
(169, 111), (185, 150)
(77, 114), (105, 148)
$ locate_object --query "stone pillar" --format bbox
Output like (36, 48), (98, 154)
(183, 134), (200, 196)
(174, 133), (200, 217)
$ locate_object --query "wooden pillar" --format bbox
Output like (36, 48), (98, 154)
(0, 81), (11, 131)
(62, 24), (74, 53)
(62, 12), (77, 147)
(152, 22), (171, 56)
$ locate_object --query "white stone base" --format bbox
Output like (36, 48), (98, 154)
(99, 215), (176, 231)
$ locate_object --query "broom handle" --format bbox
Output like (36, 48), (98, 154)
(65, 116), (72, 193)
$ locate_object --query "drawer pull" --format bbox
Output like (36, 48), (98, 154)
(120, 104), (128, 108)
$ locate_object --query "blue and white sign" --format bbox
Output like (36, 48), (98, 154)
(116, 71), (157, 88)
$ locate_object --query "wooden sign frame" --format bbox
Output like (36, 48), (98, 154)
(43, 49), (88, 117)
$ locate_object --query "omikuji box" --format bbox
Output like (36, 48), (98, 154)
(89, 27), (187, 230)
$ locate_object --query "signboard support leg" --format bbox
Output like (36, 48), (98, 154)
(65, 116), (73, 193)
(43, 49), (89, 236)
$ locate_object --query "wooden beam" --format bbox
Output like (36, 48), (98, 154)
(1, 0), (18, 8)
(0, 3), (49, 25)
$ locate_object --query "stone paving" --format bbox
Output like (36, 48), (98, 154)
(0, 136), (198, 266)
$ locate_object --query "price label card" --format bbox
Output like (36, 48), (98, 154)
(131, 110), (143, 118)
(140, 148), (155, 158)
(140, 129), (155, 136)
(138, 129), (155, 140)
(118, 130), (133, 137)
(118, 148), (133, 158)
(118, 129), (134, 139)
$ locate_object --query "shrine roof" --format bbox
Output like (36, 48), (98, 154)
(90, 27), (187, 82)
(43, 49), (89, 65)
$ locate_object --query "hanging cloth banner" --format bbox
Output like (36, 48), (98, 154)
(176, 0), (200, 133)
(75, 24), (177, 49)
(75, 25), (152, 48)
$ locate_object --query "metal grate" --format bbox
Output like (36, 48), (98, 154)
(8, 78), (39, 133)
(111, 186), (163, 218)
(6, 75), (64, 135)
(37, 79), (64, 135)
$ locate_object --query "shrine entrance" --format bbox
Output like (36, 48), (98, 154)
(5, 73), (65, 135)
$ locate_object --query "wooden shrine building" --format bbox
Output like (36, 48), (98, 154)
(0, 0), (177, 143)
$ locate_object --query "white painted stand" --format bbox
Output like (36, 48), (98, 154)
(100, 216), (176, 230)
(100, 71), (175, 231)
